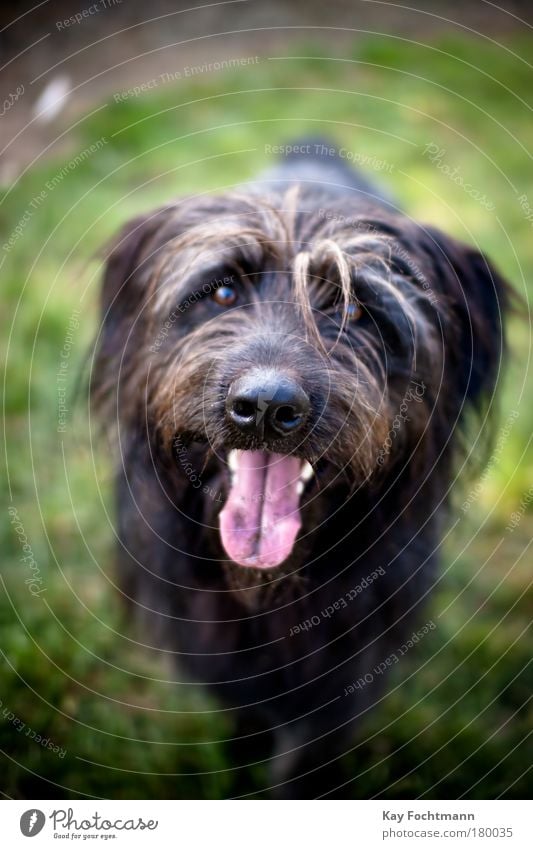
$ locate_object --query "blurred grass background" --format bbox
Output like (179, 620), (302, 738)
(1, 34), (532, 798)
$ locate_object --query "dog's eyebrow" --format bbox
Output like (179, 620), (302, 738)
(152, 264), (231, 313)
(291, 229), (437, 358)
(293, 239), (354, 353)
(152, 221), (284, 312)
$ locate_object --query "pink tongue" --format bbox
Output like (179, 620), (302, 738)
(219, 451), (303, 568)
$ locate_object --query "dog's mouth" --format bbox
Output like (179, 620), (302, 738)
(218, 450), (314, 569)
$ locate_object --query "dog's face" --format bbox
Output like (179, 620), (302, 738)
(93, 189), (506, 572)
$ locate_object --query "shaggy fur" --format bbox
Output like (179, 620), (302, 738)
(91, 140), (508, 797)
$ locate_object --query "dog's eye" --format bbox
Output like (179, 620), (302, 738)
(332, 302), (362, 324)
(212, 285), (237, 307)
(329, 302), (363, 327)
(346, 302), (362, 321)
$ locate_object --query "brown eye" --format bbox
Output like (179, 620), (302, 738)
(346, 302), (362, 321)
(212, 285), (237, 307)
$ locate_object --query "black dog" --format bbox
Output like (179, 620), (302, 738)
(92, 140), (508, 797)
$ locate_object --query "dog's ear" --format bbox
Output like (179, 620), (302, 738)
(92, 209), (171, 421)
(421, 226), (510, 409)
(99, 209), (169, 330)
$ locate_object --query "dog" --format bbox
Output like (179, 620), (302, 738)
(91, 139), (508, 797)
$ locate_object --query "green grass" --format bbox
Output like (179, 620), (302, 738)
(1, 35), (532, 798)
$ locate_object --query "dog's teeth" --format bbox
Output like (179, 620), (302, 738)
(300, 461), (314, 482)
(228, 450), (239, 472)
(296, 481), (305, 495)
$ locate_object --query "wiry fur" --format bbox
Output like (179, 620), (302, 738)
(91, 142), (508, 797)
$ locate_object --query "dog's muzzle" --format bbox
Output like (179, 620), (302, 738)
(220, 368), (313, 569)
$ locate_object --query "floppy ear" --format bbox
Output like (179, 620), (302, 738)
(422, 226), (510, 410)
(99, 209), (171, 335)
(91, 208), (171, 420)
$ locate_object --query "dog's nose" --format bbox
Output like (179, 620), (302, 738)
(226, 370), (310, 439)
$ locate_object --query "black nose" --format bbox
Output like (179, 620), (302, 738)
(226, 369), (310, 440)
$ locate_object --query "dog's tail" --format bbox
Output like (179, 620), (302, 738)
(251, 135), (395, 206)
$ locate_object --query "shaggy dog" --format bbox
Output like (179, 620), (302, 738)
(92, 140), (508, 797)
